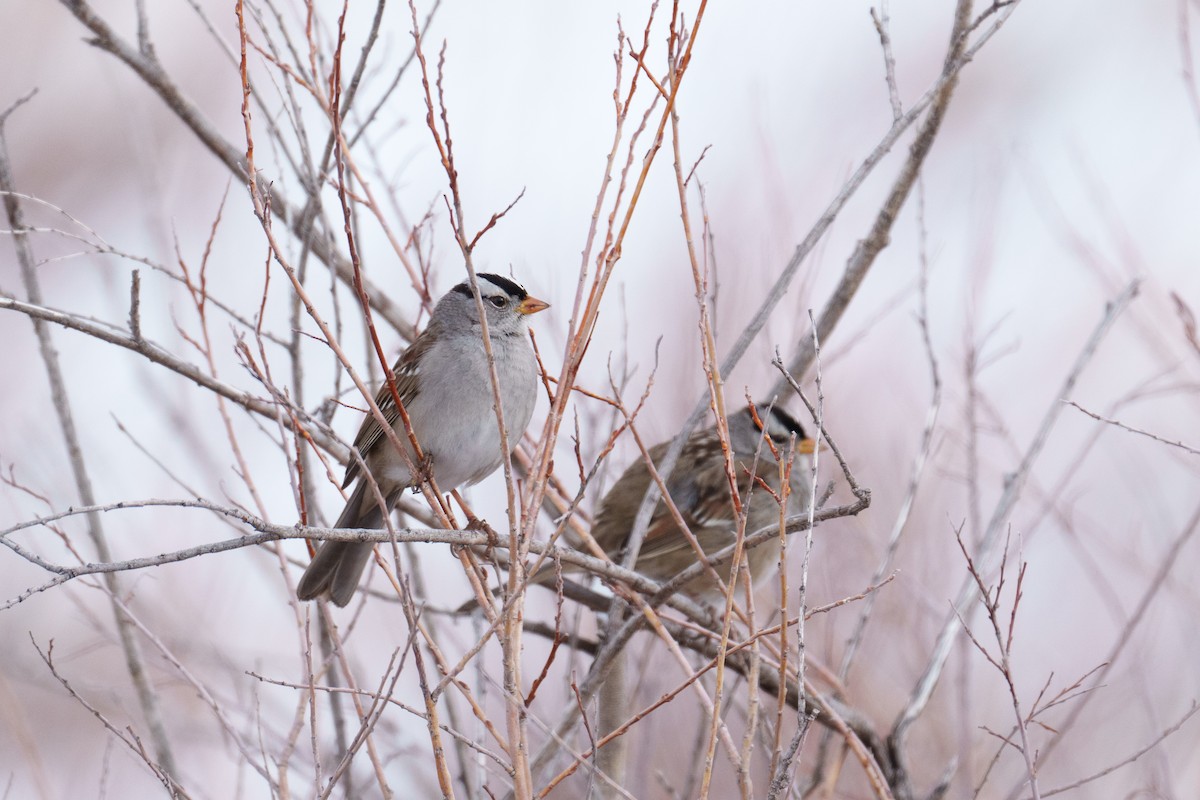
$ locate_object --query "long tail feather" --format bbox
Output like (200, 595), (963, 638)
(296, 482), (391, 606)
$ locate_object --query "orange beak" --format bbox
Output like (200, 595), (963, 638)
(517, 295), (550, 315)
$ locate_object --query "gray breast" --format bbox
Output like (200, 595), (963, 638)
(404, 331), (538, 489)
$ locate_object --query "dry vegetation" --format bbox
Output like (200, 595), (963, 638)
(1, 1), (1199, 798)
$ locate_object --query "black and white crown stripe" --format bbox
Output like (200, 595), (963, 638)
(452, 273), (529, 301)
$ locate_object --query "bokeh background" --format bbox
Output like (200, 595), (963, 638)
(2, 1), (1198, 797)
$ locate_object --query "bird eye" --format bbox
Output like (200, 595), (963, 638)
(488, 295), (509, 309)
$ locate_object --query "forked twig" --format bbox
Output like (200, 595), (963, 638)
(893, 280), (1140, 768)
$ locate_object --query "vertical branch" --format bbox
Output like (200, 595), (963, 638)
(176, 195), (271, 521)
(954, 534), (1041, 799)
(405, 4), (535, 791)
(999, 497), (1200, 800)
(658, 9), (753, 795)
(768, 448), (792, 784)
(0, 100), (180, 785)
(401, 580), (458, 799)
(594, 650), (630, 800)
(767, 313), (827, 798)
(737, 555), (762, 800)
(1178, 0), (1200, 138)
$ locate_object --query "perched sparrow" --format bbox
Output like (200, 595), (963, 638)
(297, 273), (549, 606)
(555, 405), (814, 601)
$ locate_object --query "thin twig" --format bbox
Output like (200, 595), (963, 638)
(1064, 400), (1200, 457)
(57, 0), (417, 338)
(894, 280), (1140, 756)
(999, 495), (1200, 800)
(1035, 702), (1200, 798)
(0, 100), (180, 784)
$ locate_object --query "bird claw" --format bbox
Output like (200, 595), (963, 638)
(409, 453), (435, 492)
(465, 515), (499, 547)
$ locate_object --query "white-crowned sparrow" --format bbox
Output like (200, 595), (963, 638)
(547, 404), (814, 601)
(298, 273), (549, 606)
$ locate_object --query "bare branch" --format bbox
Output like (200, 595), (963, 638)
(1038, 701), (1200, 798)
(894, 279), (1140, 750)
(1, 101), (180, 781)
(1064, 399), (1200, 457)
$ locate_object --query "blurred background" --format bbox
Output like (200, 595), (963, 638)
(1, 0), (1198, 798)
